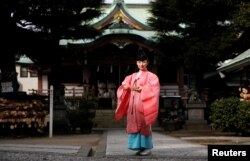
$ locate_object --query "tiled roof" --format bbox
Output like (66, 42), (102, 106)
(217, 48), (250, 72)
(16, 55), (34, 64)
(91, 0), (151, 30)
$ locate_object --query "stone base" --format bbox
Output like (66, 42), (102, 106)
(184, 120), (210, 130)
(186, 103), (206, 120)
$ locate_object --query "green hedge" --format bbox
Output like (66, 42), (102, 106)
(209, 97), (250, 135)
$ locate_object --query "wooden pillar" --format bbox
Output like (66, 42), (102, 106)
(38, 70), (43, 93)
(178, 66), (185, 97)
(82, 64), (89, 84)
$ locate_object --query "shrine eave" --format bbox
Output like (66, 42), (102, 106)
(59, 29), (155, 46)
(91, 1), (151, 31)
(61, 33), (155, 52)
(217, 48), (250, 72)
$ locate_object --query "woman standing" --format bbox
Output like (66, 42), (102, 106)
(114, 48), (160, 156)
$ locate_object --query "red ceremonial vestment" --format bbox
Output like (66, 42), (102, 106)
(114, 70), (160, 136)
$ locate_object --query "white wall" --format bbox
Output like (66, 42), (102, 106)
(16, 65), (38, 94)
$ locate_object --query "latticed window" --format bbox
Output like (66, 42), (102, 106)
(20, 67), (28, 77)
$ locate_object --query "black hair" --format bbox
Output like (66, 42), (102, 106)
(136, 47), (148, 61)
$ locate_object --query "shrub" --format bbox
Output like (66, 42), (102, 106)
(209, 97), (250, 135)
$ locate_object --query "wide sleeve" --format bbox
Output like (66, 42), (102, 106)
(113, 75), (132, 121)
(141, 73), (160, 125)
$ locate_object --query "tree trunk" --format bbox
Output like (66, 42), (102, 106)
(0, 52), (19, 93)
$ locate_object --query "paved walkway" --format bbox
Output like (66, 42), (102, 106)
(1, 128), (250, 161)
(0, 144), (81, 154)
(0, 129), (210, 161)
(106, 129), (207, 159)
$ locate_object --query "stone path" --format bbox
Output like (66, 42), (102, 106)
(106, 129), (207, 159)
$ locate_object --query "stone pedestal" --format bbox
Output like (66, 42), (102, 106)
(186, 103), (208, 129)
(187, 103), (206, 120)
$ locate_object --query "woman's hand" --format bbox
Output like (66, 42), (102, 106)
(132, 86), (142, 92)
